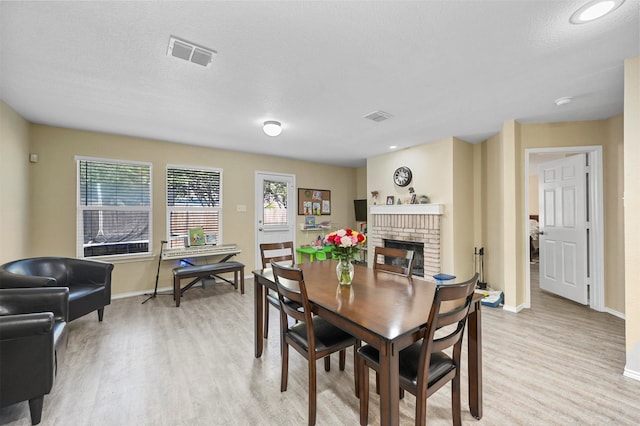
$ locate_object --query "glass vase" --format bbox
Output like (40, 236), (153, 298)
(336, 258), (354, 286)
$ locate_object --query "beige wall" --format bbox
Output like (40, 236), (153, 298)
(528, 174), (539, 215)
(481, 132), (503, 292)
(0, 100), (30, 263)
(624, 56), (640, 377)
(26, 124), (357, 296)
(452, 137), (475, 279)
(356, 166), (367, 200)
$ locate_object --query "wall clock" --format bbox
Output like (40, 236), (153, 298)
(393, 166), (412, 187)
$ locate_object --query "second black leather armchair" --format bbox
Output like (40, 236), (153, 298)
(0, 287), (69, 425)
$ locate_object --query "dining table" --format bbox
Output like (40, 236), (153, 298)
(252, 260), (483, 426)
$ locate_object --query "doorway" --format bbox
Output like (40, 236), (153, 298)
(524, 147), (605, 311)
(254, 171), (296, 269)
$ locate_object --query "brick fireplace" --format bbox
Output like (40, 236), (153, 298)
(368, 204), (443, 281)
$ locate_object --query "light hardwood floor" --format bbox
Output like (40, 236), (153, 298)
(2, 267), (639, 425)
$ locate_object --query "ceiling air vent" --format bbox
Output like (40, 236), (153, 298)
(167, 36), (216, 67)
(363, 110), (394, 122)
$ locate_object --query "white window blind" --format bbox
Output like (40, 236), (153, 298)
(167, 166), (222, 248)
(77, 157), (152, 258)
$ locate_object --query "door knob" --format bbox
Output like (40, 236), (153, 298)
(258, 227), (263, 231)
(539, 230), (544, 235)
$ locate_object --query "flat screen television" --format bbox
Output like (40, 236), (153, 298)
(354, 199), (367, 222)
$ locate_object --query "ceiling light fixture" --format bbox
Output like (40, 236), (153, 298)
(167, 35), (216, 67)
(555, 96), (573, 106)
(570, 0), (625, 24)
(263, 121), (282, 137)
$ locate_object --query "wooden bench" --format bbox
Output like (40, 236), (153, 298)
(172, 261), (245, 307)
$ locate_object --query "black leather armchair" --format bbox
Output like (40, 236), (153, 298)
(0, 257), (114, 322)
(0, 287), (69, 425)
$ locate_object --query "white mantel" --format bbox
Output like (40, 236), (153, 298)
(370, 204), (443, 215)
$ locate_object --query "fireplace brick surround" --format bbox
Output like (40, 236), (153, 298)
(368, 204), (443, 281)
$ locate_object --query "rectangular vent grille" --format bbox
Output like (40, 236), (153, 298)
(364, 110), (394, 122)
(167, 36), (216, 67)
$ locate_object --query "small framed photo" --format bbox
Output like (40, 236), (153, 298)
(322, 199), (331, 214)
(410, 194), (417, 204)
(386, 196), (395, 205)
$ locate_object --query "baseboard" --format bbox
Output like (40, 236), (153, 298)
(604, 307), (625, 320)
(502, 303), (524, 313)
(112, 286), (174, 300)
(112, 272), (251, 300)
(623, 366), (640, 382)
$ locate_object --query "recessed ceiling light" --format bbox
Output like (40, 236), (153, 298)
(263, 121), (282, 137)
(555, 97), (573, 106)
(389, 145), (397, 150)
(570, 0), (625, 24)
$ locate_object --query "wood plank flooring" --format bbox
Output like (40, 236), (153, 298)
(1, 268), (639, 425)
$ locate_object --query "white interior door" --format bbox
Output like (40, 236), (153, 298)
(538, 154), (588, 304)
(255, 172), (296, 268)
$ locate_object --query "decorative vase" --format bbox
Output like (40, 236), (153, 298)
(336, 258), (355, 286)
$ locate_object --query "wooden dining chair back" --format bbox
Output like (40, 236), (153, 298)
(373, 246), (415, 277)
(259, 242), (294, 338)
(358, 273), (479, 426)
(270, 260), (359, 426)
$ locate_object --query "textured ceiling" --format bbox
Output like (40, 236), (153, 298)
(1, 1), (638, 167)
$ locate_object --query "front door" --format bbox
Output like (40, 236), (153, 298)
(538, 154), (588, 304)
(255, 172), (296, 268)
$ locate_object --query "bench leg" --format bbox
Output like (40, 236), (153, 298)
(240, 270), (245, 294)
(174, 276), (181, 307)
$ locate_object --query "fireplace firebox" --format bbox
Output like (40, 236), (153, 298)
(383, 239), (424, 277)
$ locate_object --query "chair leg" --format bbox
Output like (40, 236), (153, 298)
(353, 342), (360, 398)
(324, 355), (331, 372)
(413, 379), (430, 426)
(263, 292), (269, 339)
(97, 307), (104, 322)
(339, 349), (346, 370)
(309, 357), (317, 426)
(452, 373), (462, 426)
(281, 343), (289, 392)
(359, 358), (369, 425)
(28, 395), (44, 425)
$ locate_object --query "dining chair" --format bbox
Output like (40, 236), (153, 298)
(373, 246), (415, 277)
(259, 242), (295, 339)
(270, 260), (360, 426)
(357, 273), (479, 426)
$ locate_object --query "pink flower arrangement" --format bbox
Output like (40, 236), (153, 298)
(324, 228), (367, 260)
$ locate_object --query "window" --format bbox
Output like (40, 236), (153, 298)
(77, 157), (152, 258)
(263, 179), (288, 225)
(167, 166), (222, 248)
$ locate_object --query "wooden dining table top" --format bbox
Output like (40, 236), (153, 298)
(255, 260), (437, 342)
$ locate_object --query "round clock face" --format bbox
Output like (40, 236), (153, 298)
(393, 166), (412, 187)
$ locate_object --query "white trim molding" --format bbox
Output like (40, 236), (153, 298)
(370, 204), (443, 215)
